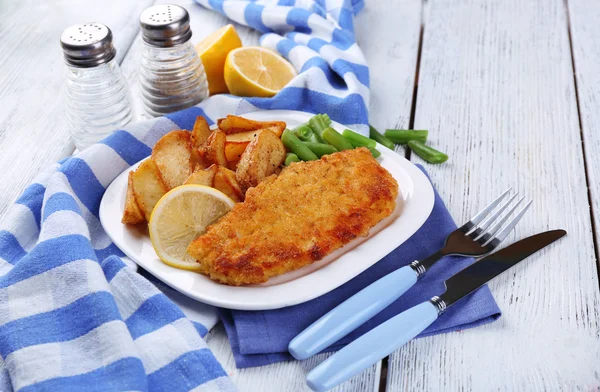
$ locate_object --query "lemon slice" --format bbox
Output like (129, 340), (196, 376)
(196, 24), (242, 95)
(224, 46), (297, 97)
(149, 185), (235, 271)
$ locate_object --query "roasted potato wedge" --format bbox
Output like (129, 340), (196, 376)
(225, 125), (284, 143)
(228, 160), (240, 171)
(152, 130), (194, 190)
(121, 171), (145, 224)
(225, 141), (249, 162)
(191, 116), (211, 148)
(184, 165), (218, 186)
(131, 159), (168, 221)
(217, 115), (286, 135)
(214, 165), (244, 202)
(202, 130), (228, 167)
(236, 130), (286, 192)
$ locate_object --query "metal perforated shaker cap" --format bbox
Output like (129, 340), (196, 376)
(60, 23), (116, 68)
(140, 4), (192, 47)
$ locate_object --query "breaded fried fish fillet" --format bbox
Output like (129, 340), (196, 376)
(187, 148), (399, 285)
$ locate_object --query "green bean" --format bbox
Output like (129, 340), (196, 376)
(369, 125), (395, 150)
(310, 131), (326, 144)
(281, 129), (319, 161)
(308, 114), (331, 136)
(284, 153), (300, 166)
(385, 129), (428, 144)
(303, 142), (338, 158)
(342, 129), (376, 149)
(322, 127), (354, 151)
(368, 148), (381, 158)
(293, 125), (314, 142)
(407, 141), (448, 164)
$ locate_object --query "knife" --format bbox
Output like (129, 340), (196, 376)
(305, 229), (566, 392)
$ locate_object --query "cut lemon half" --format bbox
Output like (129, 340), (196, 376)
(196, 24), (242, 95)
(149, 185), (235, 271)
(224, 46), (297, 97)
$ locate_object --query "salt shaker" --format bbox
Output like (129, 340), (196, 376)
(139, 5), (209, 118)
(60, 23), (134, 150)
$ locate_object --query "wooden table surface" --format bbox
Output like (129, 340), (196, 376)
(2, 0), (600, 390)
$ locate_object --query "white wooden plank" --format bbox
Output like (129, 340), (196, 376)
(386, 0), (600, 390)
(568, 0), (600, 270)
(0, 0), (154, 219)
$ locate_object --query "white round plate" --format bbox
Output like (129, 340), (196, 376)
(99, 110), (434, 310)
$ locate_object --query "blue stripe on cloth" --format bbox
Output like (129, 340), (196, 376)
(278, 0), (295, 5)
(95, 243), (124, 262)
(301, 57), (347, 90)
(58, 158), (104, 216)
(244, 3), (270, 33)
(101, 131), (152, 166)
(0, 231), (26, 265)
(276, 38), (299, 58)
(126, 294), (184, 340)
(246, 87), (368, 127)
(19, 357), (148, 392)
(0, 291), (119, 357)
(147, 349), (228, 392)
(208, 0), (224, 13)
(15, 183), (44, 229)
(101, 255), (127, 282)
(333, 59), (369, 87)
(193, 321), (209, 338)
(337, 7), (354, 33)
(286, 8), (312, 33)
(352, 0), (365, 14)
(42, 192), (81, 222)
(166, 106), (214, 129)
(0, 235), (96, 288)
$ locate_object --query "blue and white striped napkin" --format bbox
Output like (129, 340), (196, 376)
(0, 0), (368, 390)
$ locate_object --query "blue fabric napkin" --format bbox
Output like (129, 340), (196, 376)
(220, 168), (502, 368)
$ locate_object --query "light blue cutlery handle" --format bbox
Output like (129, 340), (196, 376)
(306, 301), (439, 392)
(289, 266), (419, 360)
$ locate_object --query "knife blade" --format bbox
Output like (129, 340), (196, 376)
(438, 229), (566, 308)
(305, 229), (567, 392)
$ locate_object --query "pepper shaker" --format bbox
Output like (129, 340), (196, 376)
(60, 23), (134, 150)
(139, 4), (209, 117)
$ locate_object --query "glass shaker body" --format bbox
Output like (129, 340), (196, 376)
(139, 40), (208, 118)
(64, 59), (134, 150)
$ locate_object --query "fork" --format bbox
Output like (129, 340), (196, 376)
(288, 189), (531, 360)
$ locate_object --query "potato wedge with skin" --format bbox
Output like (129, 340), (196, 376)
(191, 116), (211, 148)
(184, 164), (218, 186)
(213, 165), (244, 202)
(217, 115), (286, 135)
(225, 141), (249, 162)
(225, 125), (284, 143)
(202, 130), (228, 167)
(236, 130), (286, 192)
(131, 159), (168, 221)
(122, 171), (145, 224)
(152, 130), (194, 190)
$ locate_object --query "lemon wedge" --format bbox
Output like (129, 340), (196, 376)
(149, 185), (235, 271)
(196, 24), (242, 95)
(224, 46), (297, 97)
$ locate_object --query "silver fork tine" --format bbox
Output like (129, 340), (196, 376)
(480, 196), (525, 240)
(468, 193), (518, 236)
(462, 188), (511, 230)
(483, 200), (532, 246)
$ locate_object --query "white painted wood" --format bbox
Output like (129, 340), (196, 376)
(0, 0), (155, 220)
(568, 0), (600, 270)
(387, 0), (600, 390)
